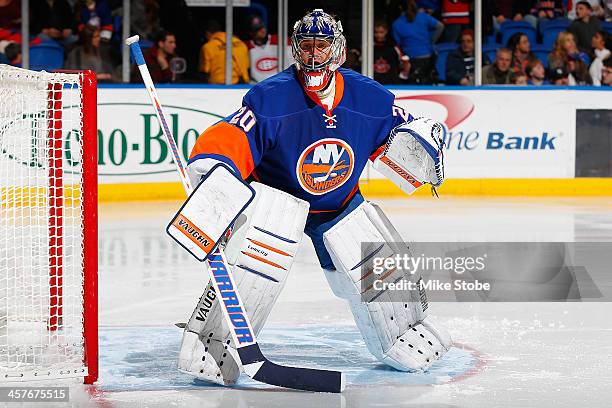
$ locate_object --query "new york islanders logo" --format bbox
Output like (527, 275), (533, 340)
(296, 138), (354, 195)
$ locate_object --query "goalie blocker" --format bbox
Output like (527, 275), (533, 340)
(167, 163), (255, 261)
(373, 117), (445, 195)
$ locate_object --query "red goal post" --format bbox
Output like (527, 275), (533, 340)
(0, 66), (98, 384)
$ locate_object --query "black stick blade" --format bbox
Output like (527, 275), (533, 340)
(252, 361), (345, 393)
(239, 344), (345, 393)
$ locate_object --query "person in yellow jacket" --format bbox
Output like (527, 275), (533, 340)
(200, 20), (250, 84)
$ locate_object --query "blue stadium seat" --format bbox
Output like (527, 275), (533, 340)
(29, 41), (64, 71)
(538, 17), (570, 34)
(500, 21), (537, 47)
(434, 42), (459, 83)
(485, 34), (498, 45)
(603, 21), (612, 35)
(542, 29), (564, 49)
(482, 45), (498, 64)
(531, 44), (551, 68)
(540, 19), (570, 48)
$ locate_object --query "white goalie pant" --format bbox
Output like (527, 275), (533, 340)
(322, 201), (452, 371)
(178, 182), (309, 385)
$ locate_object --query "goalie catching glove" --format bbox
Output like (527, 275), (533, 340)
(373, 117), (445, 196)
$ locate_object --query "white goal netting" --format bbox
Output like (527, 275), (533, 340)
(0, 65), (90, 381)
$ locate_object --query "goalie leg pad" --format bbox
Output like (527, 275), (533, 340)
(322, 201), (452, 371)
(178, 183), (309, 384)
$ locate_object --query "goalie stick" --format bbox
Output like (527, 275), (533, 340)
(126, 35), (345, 393)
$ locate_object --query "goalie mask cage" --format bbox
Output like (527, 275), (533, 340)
(0, 65), (97, 383)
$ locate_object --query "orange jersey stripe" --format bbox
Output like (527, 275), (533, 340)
(190, 121), (255, 179)
(308, 184), (359, 214)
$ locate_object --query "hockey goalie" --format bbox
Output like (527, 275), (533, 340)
(176, 9), (452, 385)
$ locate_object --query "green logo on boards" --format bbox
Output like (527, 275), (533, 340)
(0, 103), (224, 177)
(97, 103), (223, 176)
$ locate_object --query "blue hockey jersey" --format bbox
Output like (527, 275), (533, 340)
(190, 66), (411, 212)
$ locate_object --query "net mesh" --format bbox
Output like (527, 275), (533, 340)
(0, 65), (87, 381)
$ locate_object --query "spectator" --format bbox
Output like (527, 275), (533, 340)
(392, 0), (444, 84)
(78, 0), (114, 42)
(510, 70), (528, 84)
(568, 1), (602, 53)
(66, 25), (115, 82)
(245, 15), (293, 83)
(526, 59), (549, 84)
(493, 0), (515, 21)
(31, 0), (78, 48)
(589, 31), (611, 85)
(440, 0), (470, 43)
(530, 0), (565, 21)
(373, 20), (410, 84)
(507, 32), (537, 73)
(548, 31), (590, 69)
(512, 0), (538, 28)
(549, 65), (570, 84)
(445, 28), (475, 85)
(385, 0), (408, 25)
(602, 57), (612, 86)
(344, 48), (362, 73)
(567, 0), (604, 19)
(0, 0), (21, 31)
(567, 52), (593, 84)
(132, 29), (180, 83)
(482, 0), (500, 38)
(0, 29), (40, 50)
(482, 48), (512, 84)
(4, 42), (21, 66)
(130, 0), (159, 41)
(199, 20), (249, 84)
(604, 0), (612, 21)
(416, 0), (439, 15)
(493, 0), (538, 30)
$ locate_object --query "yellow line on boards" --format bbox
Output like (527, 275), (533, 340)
(98, 178), (612, 202)
(359, 178), (612, 197)
(4, 179), (612, 206)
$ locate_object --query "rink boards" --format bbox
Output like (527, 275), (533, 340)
(5, 85), (610, 200)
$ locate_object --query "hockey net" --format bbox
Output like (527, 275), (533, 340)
(0, 65), (97, 383)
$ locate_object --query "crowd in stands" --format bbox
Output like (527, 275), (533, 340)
(1, 0), (611, 86)
(1, 0), (125, 81)
(373, 0), (612, 86)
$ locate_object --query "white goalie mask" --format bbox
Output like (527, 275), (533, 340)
(291, 9), (346, 92)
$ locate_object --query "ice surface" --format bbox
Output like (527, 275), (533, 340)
(85, 197), (612, 407)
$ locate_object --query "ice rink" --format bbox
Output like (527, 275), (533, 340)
(85, 195), (612, 407)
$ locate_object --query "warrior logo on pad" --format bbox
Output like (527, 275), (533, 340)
(296, 138), (354, 195)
